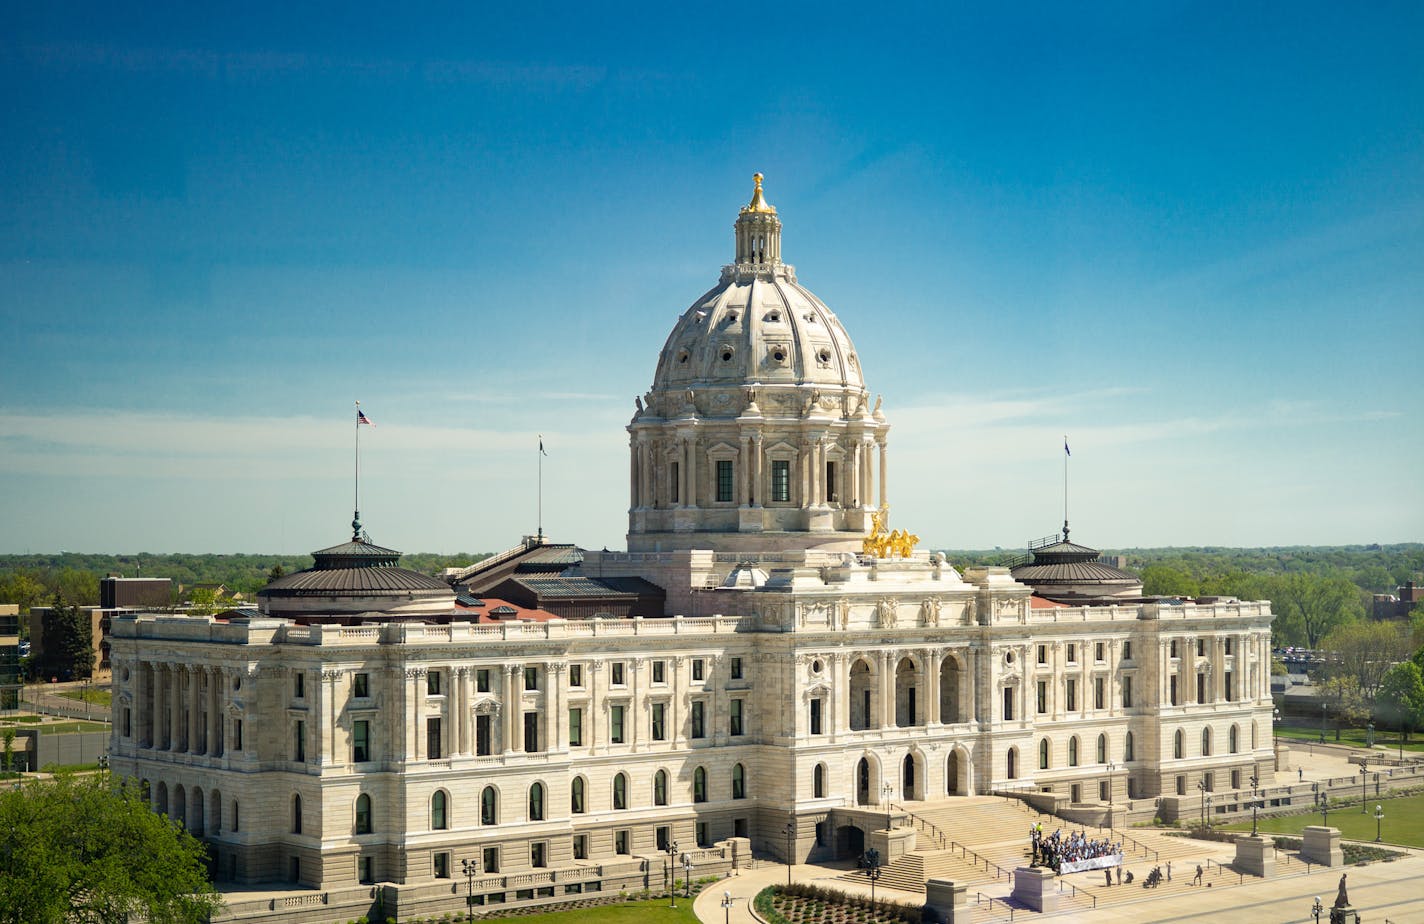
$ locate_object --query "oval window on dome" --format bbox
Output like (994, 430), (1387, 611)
(721, 349), (734, 362)
(773, 350), (786, 363)
(767, 310), (781, 322)
(817, 348), (832, 365)
(677, 350), (690, 364)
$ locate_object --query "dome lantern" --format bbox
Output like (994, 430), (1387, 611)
(734, 173), (782, 268)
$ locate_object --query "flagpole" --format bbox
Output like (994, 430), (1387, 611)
(537, 434), (544, 542)
(1062, 435), (1069, 540)
(354, 401), (362, 540)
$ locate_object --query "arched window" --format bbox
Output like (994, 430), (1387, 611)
(355, 793), (372, 835)
(1251, 722), (1258, 750)
(1068, 736), (1080, 767)
(480, 786), (497, 825)
(613, 772), (628, 810)
(732, 763), (746, 799)
(571, 777), (586, 814)
(693, 767), (707, 803)
(1174, 729), (1185, 760)
(1201, 727), (1212, 757)
(291, 794), (302, 834)
(1229, 724), (1239, 754)
(1039, 738), (1050, 769)
(431, 790), (448, 830)
(654, 770), (668, 806)
(528, 782), (545, 821)
(1124, 731), (1135, 762)
(1007, 747), (1018, 779)
(1096, 733), (1108, 764)
(813, 764), (826, 798)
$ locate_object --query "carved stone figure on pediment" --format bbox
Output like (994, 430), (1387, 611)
(406, 667), (428, 680)
(920, 597), (942, 627)
(876, 598), (896, 629)
(962, 597), (977, 625)
(474, 699), (501, 717)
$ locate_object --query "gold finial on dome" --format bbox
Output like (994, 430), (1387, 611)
(741, 172), (777, 214)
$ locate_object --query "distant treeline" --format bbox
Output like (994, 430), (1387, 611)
(0, 551), (492, 613)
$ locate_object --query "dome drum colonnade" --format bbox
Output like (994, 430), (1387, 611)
(628, 174), (889, 554)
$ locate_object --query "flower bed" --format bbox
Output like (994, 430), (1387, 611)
(755, 883), (923, 924)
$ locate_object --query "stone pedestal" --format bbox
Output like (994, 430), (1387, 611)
(1234, 834), (1275, 877)
(925, 879), (972, 924)
(870, 826), (917, 862)
(1301, 826), (1343, 867)
(1011, 866), (1058, 913)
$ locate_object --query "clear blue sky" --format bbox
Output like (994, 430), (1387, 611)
(2, 2), (1420, 555)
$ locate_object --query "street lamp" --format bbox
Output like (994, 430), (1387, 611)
(666, 840), (679, 909)
(1248, 774), (1260, 837)
(1320, 701), (1327, 744)
(1312, 895), (1323, 924)
(1374, 804), (1384, 843)
(1317, 789), (1329, 826)
(1106, 762), (1116, 830)
(862, 848), (882, 912)
(722, 890), (734, 924)
(461, 857), (480, 924)
(1361, 765), (1369, 812)
(882, 781), (893, 833)
(784, 820), (795, 886)
(683, 853), (693, 899)
(98, 753), (109, 787)
(1197, 779), (1209, 830)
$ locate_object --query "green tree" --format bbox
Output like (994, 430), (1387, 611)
(36, 595), (93, 681)
(0, 773), (222, 924)
(1377, 661), (1424, 743)
(1, 727), (15, 773)
(1266, 572), (1365, 649)
(185, 587), (231, 616)
(1320, 675), (1370, 738)
(1320, 620), (1412, 700)
(266, 563), (286, 583)
(1140, 564), (1201, 597)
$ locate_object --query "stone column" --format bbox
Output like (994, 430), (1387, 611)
(629, 658), (644, 752)
(877, 438), (888, 508)
(925, 649), (940, 725)
(881, 650), (896, 729)
(506, 665), (522, 752)
(190, 667), (204, 753)
(629, 440), (639, 508)
(547, 662), (565, 753)
(686, 437), (698, 508)
(134, 661), (150, 747)
(739, 437), (751, 508)
(410, 668), (426, 760)
(152, 664), (166, 749)
(455, 667), (469, 756)
(169, 665), (182, 751)
(752, 435), (763, 506)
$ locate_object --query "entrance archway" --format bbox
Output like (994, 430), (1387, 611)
(902, 753), (920, 801)
(835, 824), (866, 860)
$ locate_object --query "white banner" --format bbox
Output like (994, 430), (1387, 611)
(1058, 853), (1123, 874)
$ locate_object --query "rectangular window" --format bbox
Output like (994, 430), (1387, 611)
(810, 698), (823, 734)
(427, 671), (442, 696)
(610, 705), (626, 744)
(696, 822), (710, 848)
(483, 847), (500, 874)
(569, 708), (583, 747)
(1197, 638), (1206, 657)
(1094, 677), (1105, 710)
(476, 714), (493, 755)
(692, 659), (705, 681)
(825, 460), (837, 502)
(1232, 769), (1241, 789)
(1099, 780), (1110, 802)
(293, 672), (305, 699)
(123, 707), (132, 737)
(1176, 775), (1186, 796)
(614, 830), (630, 855)
(353, 719), (371, 763)
(293, 720), (305, 762)
(1225, 670), (1235, 701)
(427, 717), (443, 760)
(1197, 672), (1207, 703)
(656, 825), (671, 851)
(1095, 642), (1105, 662)
(670, 461), (680, 503)
(652, 660), (666, 684)
(1170, 675), (1179, 706)
(353, 672), (369, 698)
(524, 666), (539, 691)
(1123, 641), (1133, 661)
(1122, 676), (1133, 708)
(235, 719), (243, 751)
(524, 712), (539, 752)
(651, 703), (667, 740)
(1037, 645), (1047, 665)
(730, 698), (744, 736)
(569, 663), (583, 687)
(734, 818), (748, 839)
(716, 459), (734, 503)
(1067, 644), (1077, 663)
(1066, 679), (1077, 712)
(434, 852), (450, 879)
(359, 855), (373, 884)
(573, 834), (588, 860)
(1170, 640), (1179, 659)
(531, 842), (547, 868)
(730, 656), (743, 679)
(1036, 680), (1047, 714)
(477, 669), (491, 693)
(1225, 637), (1234, 655)
(771, 460), (791, 502)
(691, 701), (705, 738)
(1204, 771), (1214, 792)
(1002, 687), (1014, 721)
(611, 662), (626, 685)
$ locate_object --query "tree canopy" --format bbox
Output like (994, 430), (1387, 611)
(1377, 661), (1424, 743)
(0, 773), (222, 924)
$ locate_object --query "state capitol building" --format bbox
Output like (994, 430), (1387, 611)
(108, 177), (1274, 917)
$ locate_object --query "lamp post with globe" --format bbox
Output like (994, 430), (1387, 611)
(1374, 804), (1384, 843)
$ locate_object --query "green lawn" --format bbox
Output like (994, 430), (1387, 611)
(57, 688), (112, 707)
(1274, 723), (1424, 754)
(486, 897), (704, 924)
(1222, 792), (1424, 848)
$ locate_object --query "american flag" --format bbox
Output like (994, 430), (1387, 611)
(358, 408), (375, 427)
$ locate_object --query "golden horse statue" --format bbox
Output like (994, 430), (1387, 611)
(862, 507), (918, 559)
